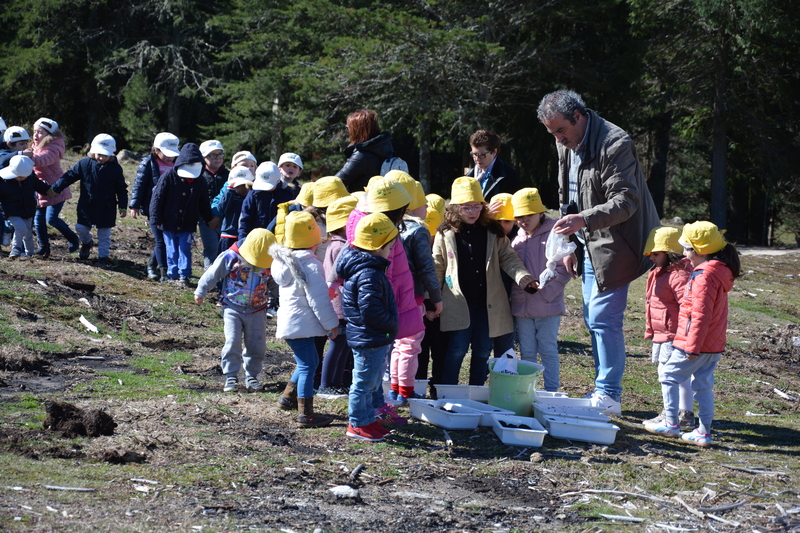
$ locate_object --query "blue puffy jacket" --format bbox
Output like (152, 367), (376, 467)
(337, 245), (398, 348)
(128, 154), (161, 217)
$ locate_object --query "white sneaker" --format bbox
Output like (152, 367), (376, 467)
(591, 393), (622, 417)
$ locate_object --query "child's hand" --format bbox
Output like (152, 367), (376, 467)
(327, 328), (338, 340)
(686, 353), (698, 361)
(194, 295), (204, 305)
(46, 188), (57, 199)
(524, 280), (539, 294)
(129, 208), (140, 219)
(119, 209), (126, 218)
(207, 216), (222, 231)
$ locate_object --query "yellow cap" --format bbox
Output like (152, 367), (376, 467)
(511, 188), (547, 216)
(644, 226), (683, 255)
(312, 176), (348, 208)
(423, 206), (443, 236)
(426, 194), (445, 216)
(367, 176), (412, 213)
(679, 221), (727, 255)
(366, 175), (385, 191)
(490, 193), (515, 221)
(325, 196), (357, 233)
(296, 181), (315, 206)
(450, 176), (485, 205)
(385, 170), (426, 210)
(352, 190), (366, 201)
(283, 211), (321, 249)
(238, 228), (276, 269)
(352, 213), (399, 251)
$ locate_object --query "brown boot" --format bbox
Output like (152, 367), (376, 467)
(277, 381), (298, 410)
(297, 397), (333, 428)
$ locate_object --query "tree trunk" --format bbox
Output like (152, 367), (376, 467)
(647, 111), (671, 219)
(418, 119), (431, 193)
(167, 82), (180, 135)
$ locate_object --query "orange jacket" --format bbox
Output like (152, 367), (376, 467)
(644, 258), (691, 343)
(673, 259), (734, 355)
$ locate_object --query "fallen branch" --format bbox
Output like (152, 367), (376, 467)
(442, 430), (453, 446)
(43, 485), (95, 492)
(706, 512), (741, 527)
(698, 500), (747, 513)
(773, 388), (799, 402)
(653, 524), (699, 532)
(673, 496), (706, 520)
(349, 464), (365, 483)
(719, 464), (786, 476)
(598, 513), (645, 523)
(79, 315), (99, 333)
(77, 356), (106, 361)
(560, 489), (669, 505)
(130, 478), (158, 485)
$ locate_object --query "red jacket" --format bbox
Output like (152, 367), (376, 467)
(673, 259), (734, 355)
(644, 258), (691, 342)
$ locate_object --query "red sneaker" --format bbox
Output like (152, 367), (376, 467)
(346, 423), (385, 442)
(369, 421), (392, 436)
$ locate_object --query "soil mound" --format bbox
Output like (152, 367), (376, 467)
(43, 401), (117, 438)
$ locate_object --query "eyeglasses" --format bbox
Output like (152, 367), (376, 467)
(206, 153), (224, 159)
(470, 150), (493, 160)
(459, 205), (483, 212)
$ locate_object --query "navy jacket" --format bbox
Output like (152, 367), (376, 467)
(335, 131), (394, 193)
(201, 166), (229, 207)
(467, 157), (523, 198)
(216, 187), (247, 237)
(0, 153), (52, 218)
(128, 154), (163, 217)
(149, 143), (213, 233)
(237, 182), (296, 241)
(52, 157), (128, 228)
(337, 245), (398, 349)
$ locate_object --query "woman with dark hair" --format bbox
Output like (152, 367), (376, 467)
(335, 109), (394, 193)
(433, 176), (538, 386)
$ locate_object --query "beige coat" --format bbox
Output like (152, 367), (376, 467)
(433, 227), (535, 337)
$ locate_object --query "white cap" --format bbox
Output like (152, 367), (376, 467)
(90, 133), (116, 156)
(231, 150), (257, 167)
(177, 162), (203, 178)
(3, 126), (30, 143)
(0, 155), (35, 180)
(252, 162), (281, 191)
(153, 132), (180, 158)
(0, 117), (7, 132)
(229, 167), (255, 188)
(278, 152), (303, 170)
(34, 117), (59, 134)
(200, 140), (224, 157)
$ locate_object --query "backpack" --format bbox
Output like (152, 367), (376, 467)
(380, 156), (409, 176)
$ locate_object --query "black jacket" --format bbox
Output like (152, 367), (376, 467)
(52, 156), (128, 228)
(335, 131), (394, 193)
(201, 165), (229, 206)
(0, 156), (52, 218)
(467, 157), (523, 198)
(337, 245), (398, 349)
(128, 154), (161, 216)
(149, 143), (213, 233)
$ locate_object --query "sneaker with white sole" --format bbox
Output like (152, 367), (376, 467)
(223, 375), (238, 392)
(316, 386), (348, 400)
(681, 429), (712, 447)
(245, 376), (263, 392)
(590, 393), (622, 417)
(644, 419), (681, 438)
(643, 409), (695, 429)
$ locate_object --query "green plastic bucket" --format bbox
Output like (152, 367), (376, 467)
(488, 359), (544, 416)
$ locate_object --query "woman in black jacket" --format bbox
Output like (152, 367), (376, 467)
(335, 109), (394, 193)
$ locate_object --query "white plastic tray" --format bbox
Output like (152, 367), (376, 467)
(491, 414), (548, 447)
(543, 415), (620, 445)
(407, 399), (482, 430)
(533, 403), (611, 427)
(535, 391), (569, 399)
(444, 399), (514, 427)
(434, 384), (489, 402)
(532, 395), (604, 409)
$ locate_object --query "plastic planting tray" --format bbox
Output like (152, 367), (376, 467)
(542, 415), (620, 445)
(443, 399), (514, 427)
(407, 399), (482, 430)
(532, 395), (605, 409)
(491, 414), (548, 447)
(434, 385), (490, 403)
(533, 403), (611, 426)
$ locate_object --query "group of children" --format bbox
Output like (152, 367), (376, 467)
(0, 117), (739, 447)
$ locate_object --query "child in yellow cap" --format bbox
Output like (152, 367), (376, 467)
(433, 177), (538, 387)
(640, 227), (694, 430)
(194, 228), (277, 393)
(337, 212), (399, 442)
(645, 221), (740, 447)
(269, 211), (339, 428)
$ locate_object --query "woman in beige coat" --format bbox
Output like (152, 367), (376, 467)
(433, 177), (538, 386)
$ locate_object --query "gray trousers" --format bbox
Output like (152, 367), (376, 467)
(221, 306), (268, 377)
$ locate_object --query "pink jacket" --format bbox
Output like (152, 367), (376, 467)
(346, 208), (424, 338)
(673, 259), (734, 355)
(509, 218), (570, 318)
(32, 137), (71, 207)
(644, 257), (691, 343)
(323, 234), (348, 319)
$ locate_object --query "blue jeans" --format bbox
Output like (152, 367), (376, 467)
(287, 337), (319, 399)
(515, 315), (562, 391)
(163, 231), (193, 279)
(75, 224), (112, 258)
(582, 256), (629, 401)
(349, 345), (388, 427)
(198, 218), (220, 270)
(34, 202), (78, 247)
(660, 348), (721, 434)
(148, 219), (166, 268)
(442, 304), (493, 385)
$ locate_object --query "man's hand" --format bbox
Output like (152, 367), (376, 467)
(563, 253), (578, 278)
(553, 214), (586, 236)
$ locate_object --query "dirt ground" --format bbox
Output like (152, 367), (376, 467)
(1, 202), (799, 531)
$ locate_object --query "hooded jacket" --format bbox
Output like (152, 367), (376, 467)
(644, 257), (692, 343)
(510, 218), (571, 318)
(51, 156), (128, 228)
(337, 245), (398, 348)
(672, 259), (734, 355)
(335, 131), (394, 193)
(215, 186), (248, 238)
(269, 243), (338, 340)
(399, 215), (442, 304)
(237, 182), (297, 241)
(0, 152), (53, 218)
(556, 109), (660, 292)
(31, 136), (71, 208)
(148, 143), (213, 233)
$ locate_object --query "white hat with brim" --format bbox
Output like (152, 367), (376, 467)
(177, 162), (203, 178)
(253, 162), (281, 191)
(200, 140), (224, 157)
(0, 155), (34, 180)
(3, 126), (30, 144)
(278, 152), (303, 170)
(34, 118), (59, 135)
(154, 132), (180, 158)
(90, 134), (116, 156)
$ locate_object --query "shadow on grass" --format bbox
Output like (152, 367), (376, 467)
(559, 340), (591, 355)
